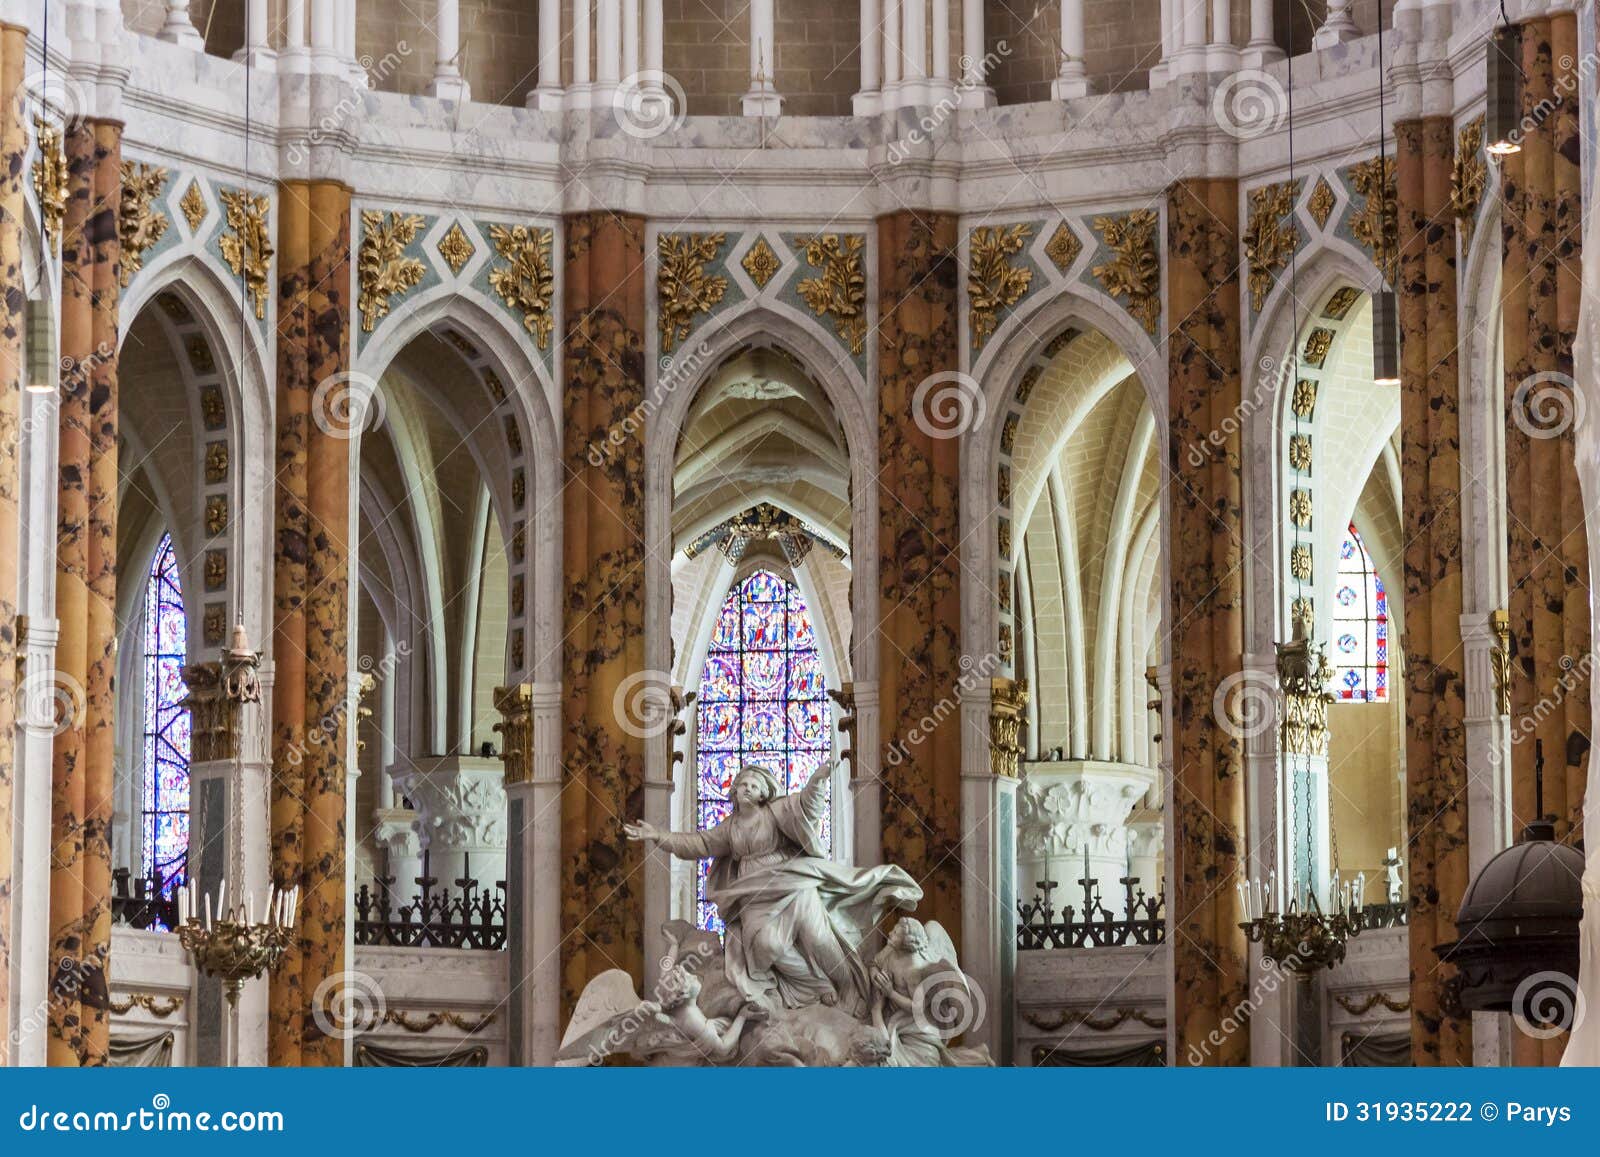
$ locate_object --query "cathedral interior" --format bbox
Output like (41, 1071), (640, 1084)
(0, 0), (1597, 1072)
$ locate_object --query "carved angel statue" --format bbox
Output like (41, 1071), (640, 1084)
(625, 762), (921, 1016)
(869, 917), (992, 1066)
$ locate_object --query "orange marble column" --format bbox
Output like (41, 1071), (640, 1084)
(270, 181), (352, 1066)
(874, 209), (965, 945)
(79, 118), (121, 1068)
(0, 22), (28, 1063)
(269, 182), (310, 1067)
(1166, 178), (1248, 1065)
(1500, 14), (1588, 1068)
(1396, 117), (1470, 1066)
(558, 211), (648, 1016)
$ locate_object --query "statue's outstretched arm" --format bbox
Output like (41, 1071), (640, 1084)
(624, 818), (731, 860)
(798, 761), (833, 826)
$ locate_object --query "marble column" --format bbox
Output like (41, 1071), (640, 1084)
(497, 681), (562, 1063)
(854, 0), (881, 113)
(48, 114), (120, 1067)
(1166, 177), (1248, 1065)
(559, 212), (648, 1017)
(742, 0), (780, 115)
(428, 0), (469, 101)
(0, 21), (25, 1063)
(1052, 0), (1087, 99)
(875, 210), (965, 945)
(1396, 116), (1471, 1067)
(530, 0), (563, 108)
(270, 180), (353, 1066)
(1500, 14), (1587, 1068)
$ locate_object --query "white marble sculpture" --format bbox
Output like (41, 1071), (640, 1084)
(558, 762), (994, 1066)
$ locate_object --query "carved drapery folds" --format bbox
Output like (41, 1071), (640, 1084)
(989, 677), (1029, 778)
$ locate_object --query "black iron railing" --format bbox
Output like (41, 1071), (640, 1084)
(354, 872), (506, 950)
(1016, 876), (1166, 949)
(112, 859), (185, 932)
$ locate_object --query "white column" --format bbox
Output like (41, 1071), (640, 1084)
(960, 0), (992, 104)
(530, 0), (564, 107)
(1149, 0), (1174, 86)
(1240, 0), (1281, 66)
(1052, 0), (1087, 98)
(644, 0), (662, 72)
(1313, 0), (1358, 48)
(1207, 0), (1239, 71)
(157, 0), (204, 49)
(235, 0), (274, 67)
(853, 0), (882, 114)
(340, 0), (366, 85)
(741, 0), (780, 116)
(931, 0), (950, 87)
(622, 0), (639, 79)
(571, 0), (593, 105)
(429, 0), (470, 101)
(883, 0), (901, 102)
(899, 0), (926, 104)
(596, 0), (621, 94)
(310, 0), (336, 61)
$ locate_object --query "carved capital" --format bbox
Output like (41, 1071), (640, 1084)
(181, 663), (237, 764)
(1276, 609), (1333, 758)
(493, 683), (534, 786)
(989, 676), (1029, 778)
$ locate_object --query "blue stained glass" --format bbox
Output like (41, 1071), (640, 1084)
(141, 533), (189, 908)
(694, 568), (833, 931)
(1331, 523), (1389, 702)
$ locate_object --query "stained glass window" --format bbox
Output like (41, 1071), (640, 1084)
(695, 569), (831, 931)
(141, 533), (190, 897)
(1332, 522), (1388, 702)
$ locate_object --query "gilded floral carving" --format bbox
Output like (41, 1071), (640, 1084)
(967, 223), (1033, 349)
(205, 495), (228, 536)
(219, 187), (275, 320)
(1347, 155), (1398, 283)
(1290, 544), (1312, 581)
(741, 236), (781, 288)
(1244, 179), (1300, 312)
(1302, 327), (1334, 368)
(1308, 177), (1336, 229)
(119, 162), (170, 288)
(437, 221), (475, 274)
(657, 231), (728, 353)
(1288, 433), (1312, 472)
(1452, 117), (1487, 250)
(1292, 379), (1317, 418)
(205, 441), (229, 483)
(358, 210), (427, 333)
(795, 233), (867, 354)
(1044, 221), (1081, 272)
(1322, 285), (1361, 320)
(32, 119), (67, 246)
(1090, 209), (1160, 334)
(487, 224), (556, 350)
(180, 179), (207, 231)
(1289, 488), (1312, 528)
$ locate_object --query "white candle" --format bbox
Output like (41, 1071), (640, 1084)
(204, 892), (213, 930)
(246, 892), (254, 925)
(178, 886), (188, 925)
(216, 879), (227, 922)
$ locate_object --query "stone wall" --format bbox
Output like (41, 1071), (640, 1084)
(663, 0), (750, 117)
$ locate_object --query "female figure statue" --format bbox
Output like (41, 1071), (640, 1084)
(624, 762), (920, 1017)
